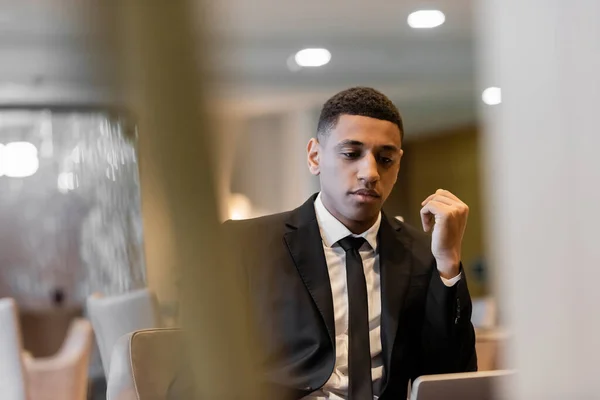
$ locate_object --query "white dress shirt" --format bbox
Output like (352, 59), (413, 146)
(303, 193), (460, 400)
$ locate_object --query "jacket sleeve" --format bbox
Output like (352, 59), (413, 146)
(414, 262), (477, 379)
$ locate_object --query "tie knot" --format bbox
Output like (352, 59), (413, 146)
(337, 236), (366, 252)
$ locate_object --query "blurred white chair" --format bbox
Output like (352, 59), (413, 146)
(471, 296), (497, 329)
(475, 328), (511, 371)
(0, 298), (29, 400)
(24, 318), (93, 400)
(107, 328), (183, 400)
(87, 289), (162, 377)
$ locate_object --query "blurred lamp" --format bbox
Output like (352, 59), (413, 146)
(407, 10), (446, 29)
(294, 48), (332, 68)
(482, 87), (502, 105)
(228, 193), (252, 220)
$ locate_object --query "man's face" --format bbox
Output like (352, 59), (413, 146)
(307, 114), (403, 229)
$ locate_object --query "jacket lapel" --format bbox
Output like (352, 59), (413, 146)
(283, 195), (336, 346)
(378, 215), (412, 391)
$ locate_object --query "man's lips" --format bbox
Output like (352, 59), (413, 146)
(351, 189), (381, 198)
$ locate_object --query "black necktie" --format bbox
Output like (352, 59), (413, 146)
(338, 236), (373, 400)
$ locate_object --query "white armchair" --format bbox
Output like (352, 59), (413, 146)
(24, 318), (93, 400)
(471, 297), (498, 329)
(107, 328), (183, 400)
(0, 298), (29, 400)
(87, 289), (162, 377)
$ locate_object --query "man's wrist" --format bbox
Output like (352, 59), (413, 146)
(436, 259), (461, 279)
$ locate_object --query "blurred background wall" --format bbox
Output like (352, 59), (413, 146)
(0, 0), (486, 306)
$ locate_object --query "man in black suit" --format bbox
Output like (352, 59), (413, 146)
(170, 87), (476, 400)
(224, 87), (477, 400)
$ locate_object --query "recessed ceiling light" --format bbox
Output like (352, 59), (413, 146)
(482, 87), (502, 105)
(293, 48), (331, 68)
(407, 10), (445, 29)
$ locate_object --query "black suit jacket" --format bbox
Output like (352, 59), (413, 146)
(221, 194), (477, 400)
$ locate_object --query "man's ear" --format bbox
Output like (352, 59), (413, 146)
(307, 138), (321, 176)
(393, 148), (404, 182)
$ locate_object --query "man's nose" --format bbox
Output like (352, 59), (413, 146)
(356, 153), (380, 184)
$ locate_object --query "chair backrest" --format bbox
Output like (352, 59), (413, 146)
(475, 328), (512, 371)
(410, 370), (515, 400)
(87, 289), (162, 377)
(25, 318), (94, 400)
(471, 297), (498, 329)
(107, 328), (184, 400)
(0, 298), (29, 400)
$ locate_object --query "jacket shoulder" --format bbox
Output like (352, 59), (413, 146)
(223, 210), (292, 237)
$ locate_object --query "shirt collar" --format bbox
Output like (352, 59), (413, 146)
(314, 192), (381, 250)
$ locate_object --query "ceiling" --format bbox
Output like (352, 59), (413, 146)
(0, 0), (478, 135)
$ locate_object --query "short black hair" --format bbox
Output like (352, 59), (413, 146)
(317, 87), (404, 141)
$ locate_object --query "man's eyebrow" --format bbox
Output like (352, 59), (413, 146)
(380, 144), (401, 152)
(335, 140), (364, 148)
(335, 140), (401, 152)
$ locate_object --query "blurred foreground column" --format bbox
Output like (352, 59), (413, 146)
(281, 109), (320, 210)
(479, 0), (600, 398)
(117, 1), (264, 398)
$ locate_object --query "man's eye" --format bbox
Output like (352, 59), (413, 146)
(342, 152), (360, 159)
(380, 157), (393, 164)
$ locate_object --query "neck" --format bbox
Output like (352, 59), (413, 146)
(320, 193), (379, 234)
(345, 218), (378, 234)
